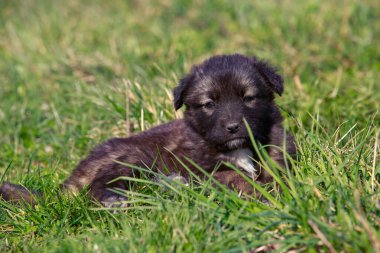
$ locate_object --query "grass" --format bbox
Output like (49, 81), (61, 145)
(0, 0), (379, 252)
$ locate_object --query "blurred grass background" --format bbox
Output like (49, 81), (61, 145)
(0, 0), (379, 252)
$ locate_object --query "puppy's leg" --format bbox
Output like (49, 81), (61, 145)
(63, 140), (116, 193)
(258, 123), (296, 182)
(269, 123), (296, 166)
(213, 170), (256, 195)
(89, 163), (141, 207)
(63, 139), (146, 207)
(90, 175), (128, 208)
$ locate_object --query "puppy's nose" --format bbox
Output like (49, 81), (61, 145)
(226, 123), (240, 133)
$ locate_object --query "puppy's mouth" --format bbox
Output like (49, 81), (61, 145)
(224, 138), (247, 150)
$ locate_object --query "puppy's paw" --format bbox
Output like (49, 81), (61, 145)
(100, 194), (128, 209)
(227, 148), (258, 178)
(156, 174), (189, 186)
(165, 174), (189, 186)
(155, 173), (189, 193)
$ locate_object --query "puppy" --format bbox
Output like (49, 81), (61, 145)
(0, 54), (296, 205)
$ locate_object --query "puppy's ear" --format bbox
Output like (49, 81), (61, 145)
(254, 60), (284, 96)
(173, 73), (194, 110)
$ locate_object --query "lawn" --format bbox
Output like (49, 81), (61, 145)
(0, 0), (379, 252)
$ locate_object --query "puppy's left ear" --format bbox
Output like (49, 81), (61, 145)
(254, 60), (284, 96)
(173, 74), (194, 110)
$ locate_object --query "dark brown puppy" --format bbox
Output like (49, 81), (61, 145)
(0, 54), (296, 206)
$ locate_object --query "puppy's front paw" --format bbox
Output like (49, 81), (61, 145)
(227, 148), (257, 178)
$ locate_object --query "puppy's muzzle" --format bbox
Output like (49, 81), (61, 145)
(225, 138), (246, 150)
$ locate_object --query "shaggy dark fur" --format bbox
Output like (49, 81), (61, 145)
(0, 54), (296, 206)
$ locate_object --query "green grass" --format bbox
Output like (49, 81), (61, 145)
(0, 0), (379, 252)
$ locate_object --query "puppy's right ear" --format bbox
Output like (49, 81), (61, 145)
(173, 74), (194, 110)
(253, 59), (284, 96)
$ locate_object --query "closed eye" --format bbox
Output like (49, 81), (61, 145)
(203, 100), (216, 109)
(243, 96), (256, 103)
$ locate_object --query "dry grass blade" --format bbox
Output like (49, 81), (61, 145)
(123, 78), (132, 136)
(308, 219), (337, 253)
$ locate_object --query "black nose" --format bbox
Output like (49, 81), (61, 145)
(226, 123), (240, 133)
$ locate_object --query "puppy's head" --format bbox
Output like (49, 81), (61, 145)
(174, 54), (284, 151)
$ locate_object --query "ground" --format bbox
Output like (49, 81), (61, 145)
(0, 0), (379, 252)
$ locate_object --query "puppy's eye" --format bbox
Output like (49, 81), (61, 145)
(243, 96), (256, 103)
(203, 101), (215, 109)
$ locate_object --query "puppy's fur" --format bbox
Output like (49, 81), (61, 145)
(0, 54), (296, 205)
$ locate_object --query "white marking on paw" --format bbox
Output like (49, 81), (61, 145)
(227, 148), (257, 178)
(157, 174), (189, 187)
